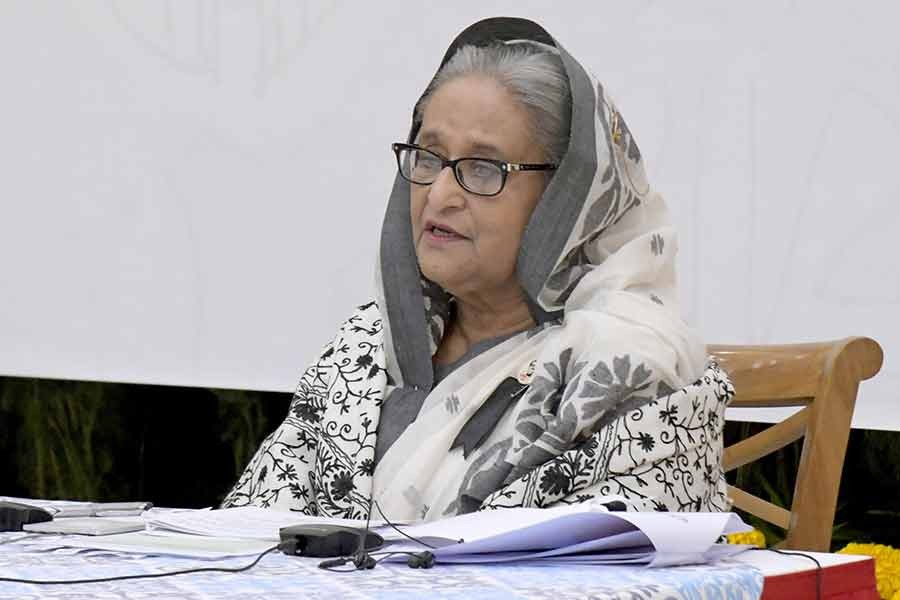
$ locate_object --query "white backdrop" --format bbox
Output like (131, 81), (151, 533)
(1, 2), (897, 429)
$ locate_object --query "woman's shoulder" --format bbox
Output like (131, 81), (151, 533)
(309, 300), (384, 371)
(335, 299), (384, 337)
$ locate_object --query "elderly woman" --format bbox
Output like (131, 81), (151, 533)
(222, 17), (732, 521)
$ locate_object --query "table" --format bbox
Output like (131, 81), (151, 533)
(0, 530), (879, 600)
(737, 550), (878, 600)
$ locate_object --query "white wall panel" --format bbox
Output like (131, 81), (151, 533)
(0, 1), (896, 428)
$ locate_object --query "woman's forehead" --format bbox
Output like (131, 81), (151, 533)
(417, 129), (506, 158)
(417, 76), (535, 159)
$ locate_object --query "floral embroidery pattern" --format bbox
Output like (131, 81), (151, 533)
(480, 363), (732, 513)
(223, 300), (731, 520)
(221, 302), (386, 518)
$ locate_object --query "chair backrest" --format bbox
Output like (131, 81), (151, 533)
(709, 337), (883, 552)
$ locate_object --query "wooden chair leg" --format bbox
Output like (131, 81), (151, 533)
(783, 340), (873, 551)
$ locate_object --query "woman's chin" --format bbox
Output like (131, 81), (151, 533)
(419, 262), (464, 292)
(420, 268), (454, 290)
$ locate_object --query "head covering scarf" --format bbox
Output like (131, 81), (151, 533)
(222, 17), (732, 520)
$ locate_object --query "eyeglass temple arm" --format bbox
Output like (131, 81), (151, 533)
(507, 163), (558, 172)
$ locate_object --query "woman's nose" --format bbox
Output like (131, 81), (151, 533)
(426, 166), (466, 209)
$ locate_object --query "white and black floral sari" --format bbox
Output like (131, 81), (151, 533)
(222, 17), (733, 522)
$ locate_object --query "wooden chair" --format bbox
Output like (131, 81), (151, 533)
(709, 337), (883, 552)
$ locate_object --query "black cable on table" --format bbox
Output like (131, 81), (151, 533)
(0, 544), (281, 585)
(371, 499), (438, 549)
(751, 547), (822, 600)
(4, 498), (446, 580)
(317, 500), (448, 572)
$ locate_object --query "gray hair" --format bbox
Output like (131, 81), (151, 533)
(414, 41), (572, 165)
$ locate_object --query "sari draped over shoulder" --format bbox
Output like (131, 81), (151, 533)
(221, 17), (732, 521)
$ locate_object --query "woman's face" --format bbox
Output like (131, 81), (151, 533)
(411, 75), (548, 300)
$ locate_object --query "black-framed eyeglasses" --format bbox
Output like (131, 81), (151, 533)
(392, 143), (557, 197)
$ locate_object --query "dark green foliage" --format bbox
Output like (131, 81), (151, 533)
(0, 377), (290, 508)
(0, 378), (133, 500)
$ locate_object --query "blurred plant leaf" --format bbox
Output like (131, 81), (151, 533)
(212, 389), (269, 479)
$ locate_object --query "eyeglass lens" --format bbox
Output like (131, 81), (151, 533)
(398, 147), (504, 195)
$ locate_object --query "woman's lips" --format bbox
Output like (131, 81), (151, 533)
(424, 222), (467, 243)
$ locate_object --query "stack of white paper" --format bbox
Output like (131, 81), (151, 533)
(56, 531), (277, 559)
(9, 499), (752, 566)
(143, 506), (392, 541)
(378, 503), (752, 567)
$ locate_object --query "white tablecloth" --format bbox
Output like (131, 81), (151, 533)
(0, 531), (765, 600)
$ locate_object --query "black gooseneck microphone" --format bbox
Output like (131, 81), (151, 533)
(370, 498), (440, 570)
(316, 496), (446, 572)
(316, 497), (378, 571)
(350, 497), (377, 570)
